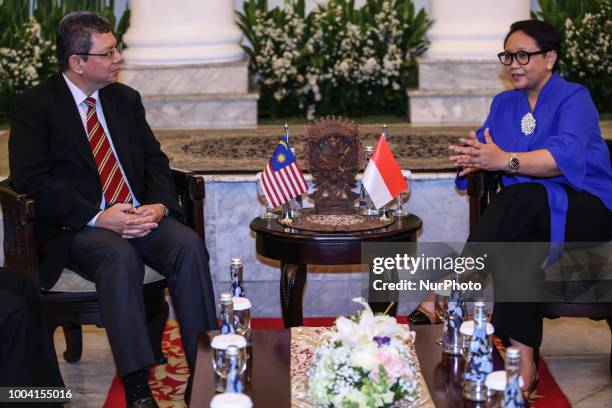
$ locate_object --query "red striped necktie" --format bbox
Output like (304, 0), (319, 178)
(84, 97), (132, 206)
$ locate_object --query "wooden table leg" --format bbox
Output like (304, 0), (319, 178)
(280, 262), (307, 328)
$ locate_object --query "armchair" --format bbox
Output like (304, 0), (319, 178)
(0, 169), (205, 364)
(466, 139), (612, 375)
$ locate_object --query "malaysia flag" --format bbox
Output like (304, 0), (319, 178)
(261, 135), (308, 208)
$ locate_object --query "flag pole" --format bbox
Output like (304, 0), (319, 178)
(379, 123), (392, 222)
(284, 123), (289, 145)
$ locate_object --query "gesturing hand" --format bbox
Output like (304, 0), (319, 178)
(449, 128), (508, 175)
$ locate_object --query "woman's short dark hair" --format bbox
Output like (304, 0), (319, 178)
(57, 11), (112, 72)
(504, 20), (562, 71)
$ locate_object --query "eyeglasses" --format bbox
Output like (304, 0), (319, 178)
(497, 50), (548, 66)
(75, 43), (123, 58)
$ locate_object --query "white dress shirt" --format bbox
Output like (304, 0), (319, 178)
(62, 74), (140, 226)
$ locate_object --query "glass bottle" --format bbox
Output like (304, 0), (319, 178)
(230, 257), (245, 298)
(442, 272), (468, 355)
(224, 345), (245, 393)
(219, 292), (235, 334)
(359, 146), (379, 216)
(502, 347), (526, 408)
(463, 301), (494, 401)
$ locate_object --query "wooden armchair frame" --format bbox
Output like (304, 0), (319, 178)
(0, 169), (205, 364)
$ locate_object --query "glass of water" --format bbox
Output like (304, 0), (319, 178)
(393, 171), (412, 217)
(434, 288), (450, 345)
(232, 297), (252, 345)
(256, 173), (277, 219)
(211, 334), (247, 382)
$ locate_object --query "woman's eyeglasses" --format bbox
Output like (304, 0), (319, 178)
(497, 50), (548, 66)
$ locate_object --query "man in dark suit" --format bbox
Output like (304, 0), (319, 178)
(9, 11), (217, 407)
(0, 267), (64, 408)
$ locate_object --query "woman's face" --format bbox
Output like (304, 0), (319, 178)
(503, 30), (557, 92)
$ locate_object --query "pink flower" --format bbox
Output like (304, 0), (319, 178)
(371, 348), (406, 381)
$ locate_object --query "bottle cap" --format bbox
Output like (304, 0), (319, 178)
(220, 292), (233, 303)
(210, 393), (253, 408)
(232, 297), (252, 311)
(506, 347), (520, 358)
(485, 370), (524, 391)
(211, 334), (247, 350)
(225, 345), (239, 356)
(365, 146), (374, 152)
(459, 320), (494, 335)
(231, 257), (243, 266)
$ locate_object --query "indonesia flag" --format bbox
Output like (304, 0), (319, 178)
(362, 135), (408, 209)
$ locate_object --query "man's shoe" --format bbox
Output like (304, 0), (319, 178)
(184, 375), (193, 405)
(130, 397), (159, 408)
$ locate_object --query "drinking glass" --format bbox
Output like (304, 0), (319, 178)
(211, 334), (247, 378)
(256, 173), (277, 219)
(434, 288), (450, 345)
(393, 172), (412, 217)
(232, 297), (252, 345)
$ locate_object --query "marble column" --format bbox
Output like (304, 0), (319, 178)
(408, 0), (530, 124)
(119, 0), (257, 128)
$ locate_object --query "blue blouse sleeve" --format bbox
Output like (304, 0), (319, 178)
(544, 87), (598, 190)
(455, 98), (495, 190)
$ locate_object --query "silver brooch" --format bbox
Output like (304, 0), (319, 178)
(521, 112), (536, 136)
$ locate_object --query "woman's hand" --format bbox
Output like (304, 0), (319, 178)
(449, 128), (508, 173)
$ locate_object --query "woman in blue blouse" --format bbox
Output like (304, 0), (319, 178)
(451, 20), (612, 393)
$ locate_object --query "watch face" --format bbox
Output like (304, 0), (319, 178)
(510, 157), (520, 170)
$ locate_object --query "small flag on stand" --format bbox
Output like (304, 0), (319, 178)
(261, 134), (308, 209)
(362, 134), (407, 209)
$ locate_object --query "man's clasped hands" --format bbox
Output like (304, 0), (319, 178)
(95, 203), (166, 239)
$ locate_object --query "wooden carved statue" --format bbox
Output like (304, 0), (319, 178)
(303, 117), (363, 214)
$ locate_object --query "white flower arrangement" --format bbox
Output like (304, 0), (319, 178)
(0, 17), (57, 121)
(236, 0), (431, 118)
(308, 298), (422, 408)
(560, 0), (610, 112)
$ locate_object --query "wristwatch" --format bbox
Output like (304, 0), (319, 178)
(159, 203), (170, 217)
(508, 153), (520, 173)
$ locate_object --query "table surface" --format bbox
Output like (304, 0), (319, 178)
(250, 209), (422, 266)
(190, 325), (504, 408)
(250, 209), (423, 242)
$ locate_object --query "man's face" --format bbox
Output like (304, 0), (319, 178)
(79, 31), (122, 90)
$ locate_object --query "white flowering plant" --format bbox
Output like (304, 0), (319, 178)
(236, 0), (431, 119)
(561, 0), (611, 113)
(0, 1), (130, 123)
(0, 17), (57, 122)
(308, 298), (423, 408)
(534, 0), (611, 113)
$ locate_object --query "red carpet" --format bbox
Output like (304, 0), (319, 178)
(104, 318), (570, 408)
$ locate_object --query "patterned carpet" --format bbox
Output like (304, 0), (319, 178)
(154, 124), (474, 173)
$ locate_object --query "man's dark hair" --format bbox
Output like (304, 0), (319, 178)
(56, 11), (112, 72)
(504, 20), (562, 71)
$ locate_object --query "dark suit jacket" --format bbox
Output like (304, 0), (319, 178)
(9, 73), (181, 290)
